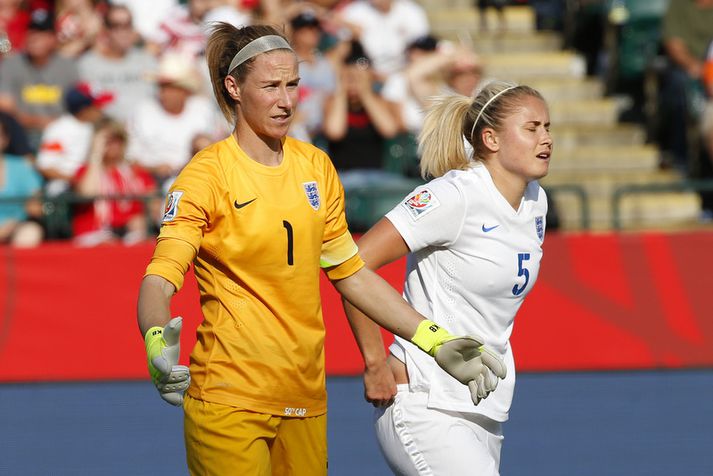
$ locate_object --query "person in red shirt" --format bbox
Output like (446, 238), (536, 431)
(71, 120), (156, 246)
(0, 1), (51, 54)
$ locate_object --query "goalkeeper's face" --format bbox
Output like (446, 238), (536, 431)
(235, 50), (300, 141)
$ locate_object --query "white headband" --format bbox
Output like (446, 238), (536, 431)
(227, 35), (293, 75)
(469, 85), (518, 143)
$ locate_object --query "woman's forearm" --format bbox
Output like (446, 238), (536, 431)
(137, 274), (176, 337)
(335, 266), (423, 339)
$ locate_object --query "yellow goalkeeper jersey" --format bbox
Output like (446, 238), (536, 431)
(145, 135), (364, 417)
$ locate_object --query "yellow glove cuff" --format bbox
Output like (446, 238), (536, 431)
(144, 326), (165, 358)
(411, 320), (454, 357)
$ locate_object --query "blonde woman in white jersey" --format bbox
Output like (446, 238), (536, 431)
(343, 81), (552, 475)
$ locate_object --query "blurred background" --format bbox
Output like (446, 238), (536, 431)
(1, 0), (712, 474)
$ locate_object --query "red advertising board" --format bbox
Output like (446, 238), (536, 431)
(0, 231), (711, 382)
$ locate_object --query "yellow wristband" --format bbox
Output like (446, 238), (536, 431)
(144, 326), (166, 382)
(411, 320), (453, 357)
(144, 326), (164, 355)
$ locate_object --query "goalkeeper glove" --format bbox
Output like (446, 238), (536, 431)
(411, 320), (507, 405)
(144, 316), (190, 406)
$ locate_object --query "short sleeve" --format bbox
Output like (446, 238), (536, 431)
(385, 178), (466, 252)
(35, 122), (63, 171)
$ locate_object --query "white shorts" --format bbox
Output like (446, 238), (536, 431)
(374, 384), (504, 476)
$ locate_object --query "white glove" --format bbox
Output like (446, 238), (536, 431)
(434, 336), (507, 405)
(144, 317), (191, 406)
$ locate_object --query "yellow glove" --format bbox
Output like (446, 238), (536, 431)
(411, 320), (507, 405)
(144, 317), (190, 406)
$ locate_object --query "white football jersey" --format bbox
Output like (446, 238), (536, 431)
(386, 163), (548, 422)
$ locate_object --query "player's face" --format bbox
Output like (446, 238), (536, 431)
(236, 51), (300, 142)
(493, 95), (552, 183)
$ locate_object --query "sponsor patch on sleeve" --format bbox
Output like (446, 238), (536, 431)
(401, 188), (440, 220)
(162, 191), (184, 222)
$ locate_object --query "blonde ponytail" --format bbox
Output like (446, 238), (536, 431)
(418, 95), (475, 179)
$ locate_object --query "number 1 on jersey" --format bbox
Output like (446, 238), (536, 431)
(283, 220), (294, 266)
(512, 252), (530, 296)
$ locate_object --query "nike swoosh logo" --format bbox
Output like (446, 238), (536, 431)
(234, 198), (257, 209)
(482, 224), (499, 232)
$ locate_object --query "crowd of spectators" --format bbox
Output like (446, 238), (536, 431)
(0, 0), (495, 247)
(0, 0), (713, 246)
(567, 0), (713, 221)
(657, 0), (713, 220)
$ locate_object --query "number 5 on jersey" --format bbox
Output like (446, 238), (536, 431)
(512, 253), (530, 296)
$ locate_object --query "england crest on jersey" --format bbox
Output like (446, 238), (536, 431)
(535, 216), (544, 241)
(303, 181), (320, 210)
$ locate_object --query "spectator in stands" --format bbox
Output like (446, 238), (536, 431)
(698, 40), (713, 220)
(383, 35), (483, 137)
(0, 121), (44, 247)
(446, 47), (485, 98)
(381, 35), (438, 137)
(77, 3), (157, 124)
(322, 40), (406, 190)
(71, 120), (156, 246)
(0, 110), (34, 159)
(0, 0), (31, 54)
(125, 52), (225, 192)
(288, 9), (337, 144)
(55, 0), (103, 58)
(0, 7), (79, 150)
(144, 0), (207, 58)
(252, 0), (301, 24)
(203, 0), (252, 28)
(378, 36), (483, 178)
(658, 0), (713, 173)
(699, 111), (713, 220)
(109, 0), (178, 43)
(337, 0), (430, 80)
(36, 82), (110, 197)
(145, 0), (251, 58)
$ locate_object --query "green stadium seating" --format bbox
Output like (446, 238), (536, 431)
(344, 179), (424, 232)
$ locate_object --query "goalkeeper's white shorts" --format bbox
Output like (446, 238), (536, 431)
(374, 384), (503, 476)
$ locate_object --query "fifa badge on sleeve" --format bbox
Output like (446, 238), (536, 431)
(163, 191), (184, 222)
(402, 188), (440, 221)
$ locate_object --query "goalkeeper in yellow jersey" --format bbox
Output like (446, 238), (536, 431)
(137, 22), (506, 476)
